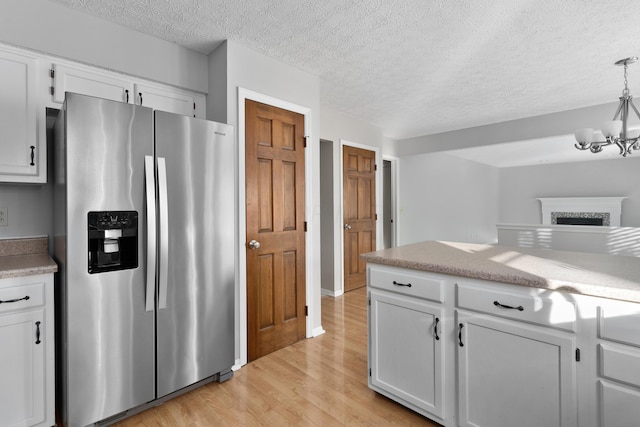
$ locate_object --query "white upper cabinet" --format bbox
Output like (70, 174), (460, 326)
(51, 63), (133, 104)
(0, 42), (208, 184)
(50, 63), (206, 119)
(134, 83), (204, 118)
(0, 46), (46, 183)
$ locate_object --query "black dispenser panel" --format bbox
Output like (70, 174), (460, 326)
(88, 211), (138, 274)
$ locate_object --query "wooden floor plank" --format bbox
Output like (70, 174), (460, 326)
(114, 287), (439, 426)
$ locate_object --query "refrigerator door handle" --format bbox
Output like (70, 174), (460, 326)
(144, 155), (156, 312)
(157, 157), (169, 310)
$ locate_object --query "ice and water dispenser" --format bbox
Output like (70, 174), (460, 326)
(88, 211), (138, 274)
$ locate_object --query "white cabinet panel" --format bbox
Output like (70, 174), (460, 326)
(369, 289), (444, 418)
(368, 264), (444, 302)
(457, 310), (577, 427)
(457, 281), (577, 331)
(52, 63), (133, 104)
(599, 343), (640, 388)
(0, 47), (45, 183)
(0, 310), (45, 427)
(135, 83), (199, 117)
(598, 302), (640, 347)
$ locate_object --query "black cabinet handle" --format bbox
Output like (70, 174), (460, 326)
(392, 280), (411, 287)
(434, 317), (440, 341)
(139, 92), (143, 105)
(35, 321), (41, 344)
(125, 89), (129, 103)
(458, 323), (464, 347)
(30, 146), (35, 166)
(0, 295), (30, 304)
(494, 300), (524, 311)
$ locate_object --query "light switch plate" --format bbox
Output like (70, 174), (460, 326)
(0, 208), (7, 226)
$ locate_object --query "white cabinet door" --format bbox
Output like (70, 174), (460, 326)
(457, 310), (577, 427)
(52, 63), (133, 104)
(0, 48), (45, 183)
(0, 309), (46, 427)
(369, 289), (445, 419)
(134, 83), (199, 117)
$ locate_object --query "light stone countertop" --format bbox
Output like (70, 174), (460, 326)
(0, 237), (58, 280)
(361, 240), (640, 303)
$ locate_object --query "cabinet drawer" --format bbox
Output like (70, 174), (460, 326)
(456, 282), (576, 331)
(599, 302), (640, 347)
(0, 282), (45, 314)
(600, 344), (640, 388)
(599, 380), (640, 426)
(368, 265), (444, 303)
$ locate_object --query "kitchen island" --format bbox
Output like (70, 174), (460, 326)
(362, 241), (640, 427)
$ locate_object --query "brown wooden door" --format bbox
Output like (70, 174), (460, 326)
(343, 145), (376, 292)
(245, 100), (306, 362)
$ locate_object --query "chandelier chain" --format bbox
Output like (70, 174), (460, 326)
(624, 63), (629, 95)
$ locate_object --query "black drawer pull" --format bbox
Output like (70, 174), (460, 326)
(494, 300), (524, 311)
(35, 321), (41, 344)
(434, 317), (440, 341)
(392, 280), (411, 287)
(0, 295), (30, 304)
(458, 323), (464, 347)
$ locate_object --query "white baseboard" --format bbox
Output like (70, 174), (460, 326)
(321, 288), (344, 298)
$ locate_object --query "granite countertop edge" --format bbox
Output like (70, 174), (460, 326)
(0, 237), (58, 280)
(361, 241), (640, 304)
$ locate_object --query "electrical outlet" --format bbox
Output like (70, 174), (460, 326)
(0, 208), (7, 226)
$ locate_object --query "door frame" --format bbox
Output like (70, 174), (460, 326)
(338, 139), (383, 294)
(383, 154), (400, 248)
(238, 88), (316, 367)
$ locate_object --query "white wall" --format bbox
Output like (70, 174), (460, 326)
(398, 152), (500, 245)
(0, 0), (208, 92)
(394, 102), (640, 248)
(498, 157), (640, 227)
(207, 40), (322, 366)
(320, 140), (335, 295)
(319, 106), (395, 295)
(320, 106), (390, 152)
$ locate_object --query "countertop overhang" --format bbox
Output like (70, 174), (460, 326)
(362, 241), (640, 303)
(0, 237), (58, 279)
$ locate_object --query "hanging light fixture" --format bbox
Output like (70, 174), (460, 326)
(574, 57), (640, 157)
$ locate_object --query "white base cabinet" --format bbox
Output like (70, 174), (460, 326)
(367, 263), (611, 427)
(0, 274), (54, 427)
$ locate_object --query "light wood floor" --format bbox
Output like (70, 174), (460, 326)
(115, 287), (439, 426)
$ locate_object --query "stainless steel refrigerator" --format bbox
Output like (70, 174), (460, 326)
(53, 93), (235, 427)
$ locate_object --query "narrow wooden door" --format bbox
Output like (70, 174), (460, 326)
(343, 145), (376, 292)
(245, 100), (306, 362)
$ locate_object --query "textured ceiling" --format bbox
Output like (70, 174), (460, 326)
(48, 0), (640, 142)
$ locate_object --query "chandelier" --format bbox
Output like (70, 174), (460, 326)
(574, 57), (640, 157)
